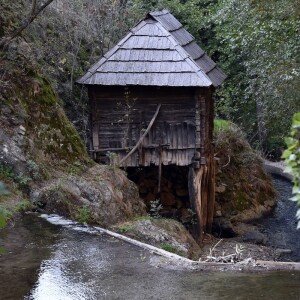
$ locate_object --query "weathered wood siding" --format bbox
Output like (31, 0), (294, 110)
(90, 86), (200, 167)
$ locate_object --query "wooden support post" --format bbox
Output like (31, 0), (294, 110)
(188, 165), (204, 243)
(190, 88), (215, 241)
(206, 153), (215, 233)
(157, 144), (162, 199)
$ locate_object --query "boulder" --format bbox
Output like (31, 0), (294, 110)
(112, 217), (201, 259)
(243, 231), (267, 245)
(32, 165), (146, 226)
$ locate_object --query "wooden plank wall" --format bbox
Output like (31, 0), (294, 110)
(90, 86), (197, 167)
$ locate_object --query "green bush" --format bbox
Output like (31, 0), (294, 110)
(160, 243), (183, 256)
(76, 205), (91, 224)
(214, 119), (231, 133)
(116, 224), (134, 233)
(0, 208), (12, 229)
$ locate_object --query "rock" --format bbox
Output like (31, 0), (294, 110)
(215, 210), (222, 217)
(1, 106), (11, 115)
(112, 218), (201, 259)
(33, 165), (147, 226)
(216, 185), (226, 193)
(179, 208), (193, 223)
(243, 231), (267, 245)
(18, 125), (26, 135)
(214, 202), (222, 217)
(212, 217), (236, 238)
(18, 41), (32, 59)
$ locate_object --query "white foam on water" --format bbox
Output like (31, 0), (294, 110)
(40, 214), (77, 227)
(39, 214), (101, 236)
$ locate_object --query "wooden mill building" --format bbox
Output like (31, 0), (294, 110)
(77, 10), (226, 241)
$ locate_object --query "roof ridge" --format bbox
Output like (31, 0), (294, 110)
(77, 10), (226, 87)
(154, 20), (213, 86)
(149, 9), (169, 17)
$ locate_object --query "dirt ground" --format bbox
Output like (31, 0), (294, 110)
(199, 234), (276, 262)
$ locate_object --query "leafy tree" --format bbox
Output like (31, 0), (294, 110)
(209, 0), (300, 153)
(283, 113), (300, 228)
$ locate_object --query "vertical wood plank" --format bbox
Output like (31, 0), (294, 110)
(92, 123), (100, 150)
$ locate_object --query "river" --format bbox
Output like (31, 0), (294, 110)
(254, 175), (300, 261)
(0, 178), (299, 299)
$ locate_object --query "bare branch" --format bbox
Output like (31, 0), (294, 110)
(0, 0), (55, 48)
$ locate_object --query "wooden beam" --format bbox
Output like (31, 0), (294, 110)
(119, 104), (161, 165)
(188, 165), (204, 243)
(206, 154), (215, 233)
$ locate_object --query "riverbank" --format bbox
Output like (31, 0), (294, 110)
(264, 160), (293, 181)
(199, 165), (298, 267)
(39, 213), (300, 272)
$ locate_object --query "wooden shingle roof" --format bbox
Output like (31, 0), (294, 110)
(77, 10), (226, 87)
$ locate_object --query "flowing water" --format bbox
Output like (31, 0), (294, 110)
(254, 176), (300, 261)
(0, 177), (299, 300)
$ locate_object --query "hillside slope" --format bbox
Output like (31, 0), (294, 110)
(0, 56), (146, 225)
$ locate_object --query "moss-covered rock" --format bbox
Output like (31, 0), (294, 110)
(33, 165), (146, 226)
(112, 217), (201, 259)
(0, 56), (91, 218)
(214, 121), (276, 222)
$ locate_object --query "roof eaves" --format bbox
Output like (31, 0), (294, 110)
(76, 57), (106, 84)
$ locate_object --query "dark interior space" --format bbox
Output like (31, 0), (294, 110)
(126, 165), (197, 230)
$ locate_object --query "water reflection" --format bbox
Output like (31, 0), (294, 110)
(0, 214), (299, 300)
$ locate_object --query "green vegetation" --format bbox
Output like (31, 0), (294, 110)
(160, 243), (183, 256)
(0, 199), (31, 229)
(68, 161), (85, 175)
(116, 224), (134, 233)
(214, 119), (230, 133)
(0, 208), (12, 229)
(283, 113), (300, 228)
(0, 164), (31, 191)
(132, 215), (151, 222)
(131, 0), (299, 155)
(15, 200), (33, 212)
(76, 205), (92, 224)
(149, 199), (163, 218)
